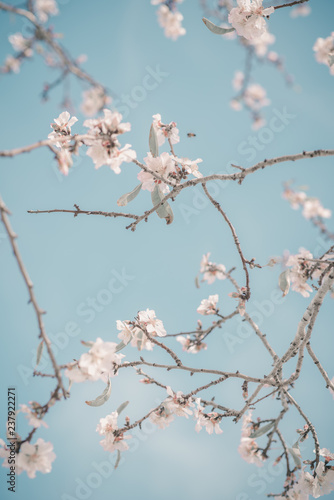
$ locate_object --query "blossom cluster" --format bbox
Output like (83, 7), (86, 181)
(284, 247), (330, 298)
(238, 411), (265, 466)
(0, 438), (56, 479)
(152, 0), (186, 41)
(149, 388), (223, 434)
(313, 32), (334, 76)
(283, 184), (332, 221)
(117, 309), (167, 351)
(65, 337), (125, 383)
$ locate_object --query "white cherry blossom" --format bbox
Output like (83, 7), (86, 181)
(156, 5), (186, 41)
(164, 386), (194, 418)
(176, 335), (207, 353)
(17, 438), (56, 479)
(200, 253), (226, 284)
(138, 152), (175, 194)
(197, 294), (219, 315)
(34, 0), (58, 23)
(149, 406), (174, 429)
(20, 403), (48, 429)
(96, 412), (131, 453)
(228, 0), (274, 41)
(138, 309), (166, 337)
(152, 113), (180, 146)
(81, 87), (111, 117)
(65, 338), (124, 383)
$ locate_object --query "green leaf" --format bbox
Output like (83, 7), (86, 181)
(117, 183), (142, 207)
(202, 17), (235, 35)
(116, 401), (129, 415)
(329, 52), (334, 67)
(36, 340), (44, 367)
(250, 421), (275, 439)
(288, 442), (302, 469)
(151, 185), (174, 225)
(279, 270), (290, 297)
(149, 124), (159, 158)
(115, 340), (129, 353)
(114, 450), (121, 469)
(85, 378), (111, 407)
(195, 276), (200, 289)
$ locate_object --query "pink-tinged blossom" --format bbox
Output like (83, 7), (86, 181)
(233, 71), (244, 91)
(48, 111), (78, 146)
(65, 338), (124, 383)
(318, 448), (334, 462)
(17, 438), (56, 479)
(57, 149), (73, 176)
(34, 0), (58, 23)
(155, 5), (186, 41)
(200, 253), (226, 284)
(283, 185), (331, 220)
(298, 462), (334, 498)
(194, 400), (223, 435)
(164, 386), (194, 418)
(238, 411), (265, 467)
(248, 30), (275, 57)
(290, 4), (311, 18)
(8, 33), (33, 57)
(152, 114), (180, 146)
(138, 309), (166, 337)
(173, 156), (203, 178)
(149, 406), (174, 429)
(117, 319), (153, 350)
(197, 294), (219, 315)
(176, 335), (207, 354)
(244, 84), (270, 111)
(84, 109), (135, 171)
(228, 0), (274, 41)
(138, 152), (175, 194)
(285, 247), (330, 298)
(97, 412), (131, 453)
(313, 33), (334, 76)
(4, 56), (21, 73)
(81, 87), (111, 117)
(20, 403), (48, 429)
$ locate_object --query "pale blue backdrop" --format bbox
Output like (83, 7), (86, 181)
(0, 1), (334, 499)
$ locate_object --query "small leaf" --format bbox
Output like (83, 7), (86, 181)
(114, 450), (121, 469)
(151, 186), (174, 225)
(202, 17), (235, 35)
(85, 378), (111, 407)
(149, 124), (159, 158)
(36, 340), (44, 367)
(279, 269), (291, 297)
(328, 52), (334, 67)
(116, 401), (129, 415)
(250, 421), (275, 439)
(115, 340), (129, 353)
(81, 340), (94, 348)
(117, 183), (142, 207)
(195, 275), (200, 289)
(288, 443), (302, 469)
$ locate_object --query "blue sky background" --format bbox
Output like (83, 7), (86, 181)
(0, 0), (334, 499)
